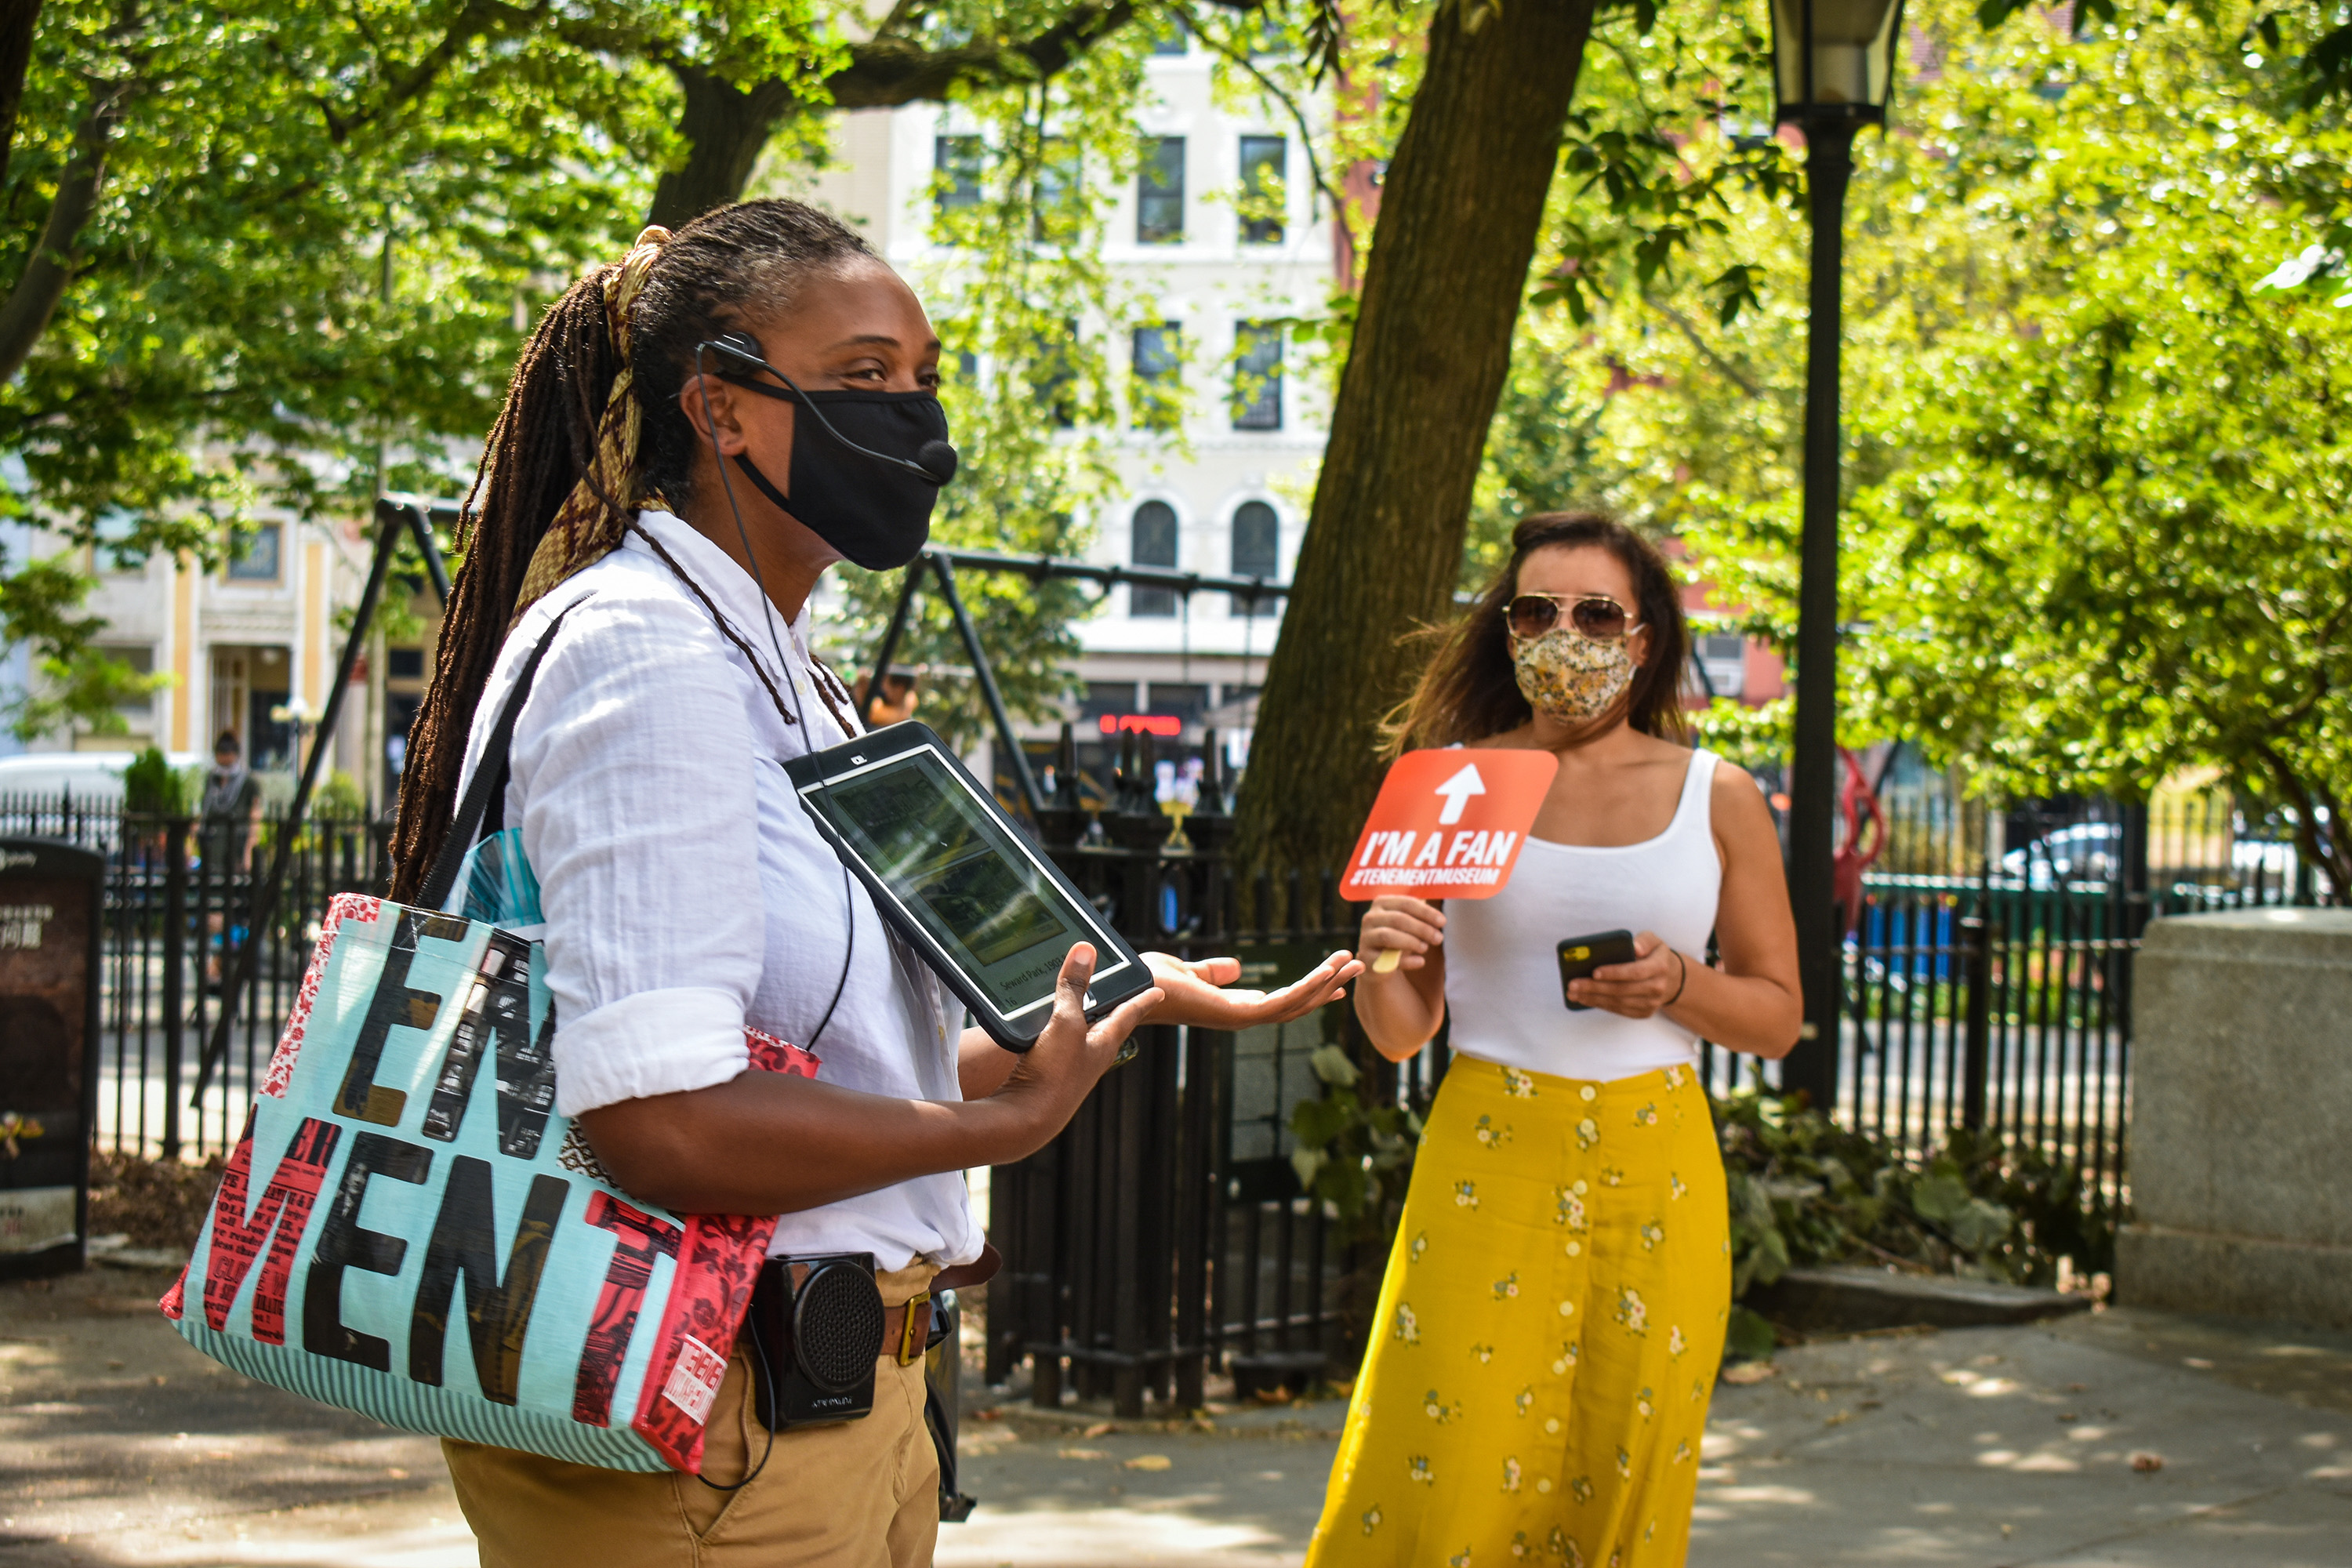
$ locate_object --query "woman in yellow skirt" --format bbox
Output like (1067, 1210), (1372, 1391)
(1308, 514), (1802, 1568)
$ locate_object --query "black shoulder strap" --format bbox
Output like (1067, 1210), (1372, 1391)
(418, 601), (586, 911)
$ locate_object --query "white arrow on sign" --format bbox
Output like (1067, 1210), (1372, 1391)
(1433, 762), (1486, 826)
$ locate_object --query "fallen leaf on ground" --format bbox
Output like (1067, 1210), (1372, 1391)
(1823, 1410), (1852, 1427)
(1124, 1454), (1173, 1472)
(1720, 1363), (1774, 1385)
(1082, 1421), (1114, 1437)
(2130, 1451), (2165, 1472)
(1057, 1447), (1107, 1461)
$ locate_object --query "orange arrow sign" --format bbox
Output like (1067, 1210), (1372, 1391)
(1341, 747), (1559, 929)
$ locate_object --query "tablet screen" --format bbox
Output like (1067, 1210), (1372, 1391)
(801, 745), (1127, 1020)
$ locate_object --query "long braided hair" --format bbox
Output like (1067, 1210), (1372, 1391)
(388, 200), (877, 900)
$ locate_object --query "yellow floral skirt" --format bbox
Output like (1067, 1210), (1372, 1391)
(1305, 1058), (1729, 1568)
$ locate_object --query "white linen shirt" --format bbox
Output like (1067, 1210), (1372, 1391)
(452, 508), (984, 1270)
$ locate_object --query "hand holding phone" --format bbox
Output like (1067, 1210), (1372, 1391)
(1557, 929), (1639, 1012)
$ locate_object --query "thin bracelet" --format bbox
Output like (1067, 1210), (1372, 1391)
(1665, 949), (1689, 1007)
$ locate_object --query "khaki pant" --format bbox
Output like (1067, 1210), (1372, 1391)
(445, 1264), (941, 1568)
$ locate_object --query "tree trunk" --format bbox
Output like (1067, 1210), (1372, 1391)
(646, 65), (803, 229)
(1232, 0), (1597, 877)
(0, 75), (127, 385)
(0, 0), (42, 191)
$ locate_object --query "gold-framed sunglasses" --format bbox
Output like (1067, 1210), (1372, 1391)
(1505, 592), (1643, 641)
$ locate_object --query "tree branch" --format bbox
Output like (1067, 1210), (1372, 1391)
(1186, 13), (1345, 217)
(0, 71), (131, 384)
(314, 0), (550, 143)
(826, 0), (1142, 108)
(1646, 292), (1762, 397)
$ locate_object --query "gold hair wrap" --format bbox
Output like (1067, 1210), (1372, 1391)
(511, 225), (672, 619)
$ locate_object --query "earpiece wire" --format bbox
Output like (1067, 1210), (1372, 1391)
(697, 342), (857, 1056)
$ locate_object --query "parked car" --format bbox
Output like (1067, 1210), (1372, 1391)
(0, 750), (205, 800)
(2001, 821), (2122, 888)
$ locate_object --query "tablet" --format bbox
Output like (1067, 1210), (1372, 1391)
(783, 721), (1156, 1051)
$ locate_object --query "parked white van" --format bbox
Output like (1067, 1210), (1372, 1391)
(0, 751), (206, 800)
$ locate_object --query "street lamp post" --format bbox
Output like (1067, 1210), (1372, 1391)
(1770, 0), (1905, 1108)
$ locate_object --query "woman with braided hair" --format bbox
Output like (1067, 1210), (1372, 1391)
(396, 201), (1360, 1566)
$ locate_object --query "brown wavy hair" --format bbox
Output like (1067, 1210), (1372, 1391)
(1382, 511), (1693, 756)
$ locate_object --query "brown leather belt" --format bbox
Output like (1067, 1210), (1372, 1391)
(885, 1242), (1002, 1367)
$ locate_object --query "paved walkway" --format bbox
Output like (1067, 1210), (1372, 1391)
(6, 1265), (2350, 1566)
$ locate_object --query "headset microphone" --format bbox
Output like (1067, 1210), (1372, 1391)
(703, 333), (958, 485)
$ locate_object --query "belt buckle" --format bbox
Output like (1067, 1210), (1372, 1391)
(896, 1287), (931, 1366)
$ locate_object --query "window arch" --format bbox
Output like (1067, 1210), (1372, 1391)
(1229, 500), (1278, 616)
(1131, 499), (1178, 616)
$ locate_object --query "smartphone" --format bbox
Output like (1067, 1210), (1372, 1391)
(1557, 929), (1639, 1011)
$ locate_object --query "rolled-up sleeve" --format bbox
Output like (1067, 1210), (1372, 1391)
(499, 593), (768, 1116)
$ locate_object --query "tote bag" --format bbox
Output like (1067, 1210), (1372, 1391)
(161, 608), (813, 1473)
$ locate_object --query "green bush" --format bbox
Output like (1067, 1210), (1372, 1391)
(1717, 1088), (2118, 1359)
(1289, 1070), (2118, 1363)
(1288, 1039), (1423, 1247)
(313, 769), (367, 818)
(120, 746), (186, 815)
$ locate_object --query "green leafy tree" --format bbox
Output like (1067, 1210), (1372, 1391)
(0, 0), (1185, 739)
(1236, 0), (1813, 875)
(1562, 0), (2352, 887)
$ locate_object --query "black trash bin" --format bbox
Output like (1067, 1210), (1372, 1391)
(0, 837), (104, 1278)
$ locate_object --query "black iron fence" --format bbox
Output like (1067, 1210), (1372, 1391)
(984, 729), (1365, 1415)
(9, 758), (2325, 1412)
(1703, 789), (2325, 1213)
(0, 792), (390, 1162)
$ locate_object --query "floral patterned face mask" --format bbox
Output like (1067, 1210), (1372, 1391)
(1509, 625), (1640, 724)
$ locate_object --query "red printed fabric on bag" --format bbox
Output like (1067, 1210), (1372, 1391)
(628, 1025), (816, 1471)
(260, 894), (379, 1099)
(158, 1109), (341, 1341)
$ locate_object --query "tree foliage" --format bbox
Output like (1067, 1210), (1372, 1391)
(1537, 0), (2352, 885)
(0, 0), (1194, 740)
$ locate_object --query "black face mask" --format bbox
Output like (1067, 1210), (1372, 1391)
(709, 339), (957, 572)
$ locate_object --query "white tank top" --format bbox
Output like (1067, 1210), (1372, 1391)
(1442, 749), (1722, 1082)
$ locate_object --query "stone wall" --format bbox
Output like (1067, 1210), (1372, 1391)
(2118, 907), (2352, 1330)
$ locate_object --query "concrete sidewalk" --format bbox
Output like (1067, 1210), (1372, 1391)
(6, 1265), (2350, 1566)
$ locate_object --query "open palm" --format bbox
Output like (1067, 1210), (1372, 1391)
(1139, 949), (1363, 1031)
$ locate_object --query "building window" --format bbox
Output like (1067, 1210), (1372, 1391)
(227, 521), (281, 581)
(1238, 136), (1287, 245)
(94, 511), (145, 574)
(1032, 324), (1078, 429)
(95, 644), (155, 731)
(1131, 323), (1182, 431)
(1229, 502), (1279, 616)
(1131, 500), (1178, 617)
(1231, 322), (1283, 431)
(1697, 631), (1746, 699)
(1138, 136), (1185, 244)
(1033, 136), (1081, 243)
(935, 135), (984, 214)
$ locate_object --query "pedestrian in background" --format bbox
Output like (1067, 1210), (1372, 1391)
(198, 730), (261, 990)
(1307, 512), (1802, 1567)
(198, 730), (259, 872)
